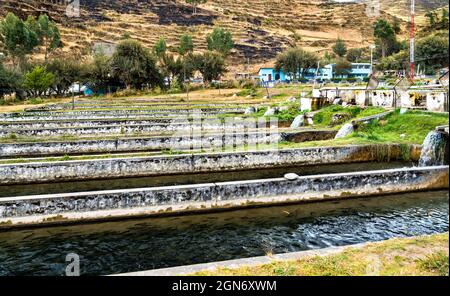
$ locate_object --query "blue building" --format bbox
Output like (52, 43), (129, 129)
(258, 63), (372, 84)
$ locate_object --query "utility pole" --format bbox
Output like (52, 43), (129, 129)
(370, 44), (376, 75)
(410, 0), (415, 80)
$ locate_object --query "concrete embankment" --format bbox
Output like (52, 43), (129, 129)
(0, 121), (271, 137)
(0, 145), (421, 185)
(0, 130), (336, 158)
(0, 108), (244, 118)
(0, 166), (447, 229)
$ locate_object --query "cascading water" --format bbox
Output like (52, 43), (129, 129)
(419, 129), (449, 167)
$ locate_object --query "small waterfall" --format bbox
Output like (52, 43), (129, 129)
(419, 130), (449, 167)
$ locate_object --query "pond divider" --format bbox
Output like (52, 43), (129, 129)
(0, 166), (447, 229)
(0, 145), (421, 185)
(0, 130), (336, 158)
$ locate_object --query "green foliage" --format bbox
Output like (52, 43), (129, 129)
(417, 251), (449, 276)
(415, 34), (449, 73)
(0, 62), (22, 97)
(46, 57), (83, 95)
(178, 34), (194, 56)
(332, 38), (347, 57)
(194, 51), (226, 83)
(23, 65), (55, 97)
(111, 39), (162, 89)
(354, 110), (449, 144)
(373, 19), (396, 58)
(275, 47), (319, 80)
(377, 50), (409, 71)
(153, 37), (167, 58)
(206, 27), (234, 57)
(346, 48), (364, 63)
(27, 14), (62, 61)
(0, 12), (39, 68)
(84, 53), (113, 93)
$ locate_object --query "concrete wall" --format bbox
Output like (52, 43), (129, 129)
(0, 144), (420, 185)
(1, 108), (244, 118)
(0, 120), (269, 137)
(0, 166), (447, 228)
(0, 131), (336, 157)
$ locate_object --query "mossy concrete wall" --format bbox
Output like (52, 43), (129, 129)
(0, 166), (447, 229)
(0, 144), (420, 185)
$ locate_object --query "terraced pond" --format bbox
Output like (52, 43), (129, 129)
(0, 190), (447, 276)
(0, 161), (412, 197)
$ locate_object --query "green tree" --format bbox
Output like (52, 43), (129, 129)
(194, 51), (226, 83)
(346, 48), (363, 63)
(83, 54), (114, 93)
(416, 35), (449, 73)
(206, 27), (234, 57)
(275, 47), (318, 80)
(185, 0), (207, 14)
(178, 34), (194, 56)
(0, 13), (40, 69)
(373, 19), (396, 58)
(111, 39), (162, 89)
(425, 11), (438, 28)
(46, 57), (83, 96)
(332, 38), (347, 57)
(35, 14), (62, 61)
(377, 50), (409, 71)
(23, 65), (55, 97)
(153, 37), (167, 58)
(334, 58), (352, 77)
(0, 62), (22, 98)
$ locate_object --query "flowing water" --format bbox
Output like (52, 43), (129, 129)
(0, 190), (447, 276)
(0, 161), (412, 197)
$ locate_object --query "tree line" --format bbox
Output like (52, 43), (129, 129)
(1, 12), (234, 100)
(274, 13), (449, 80)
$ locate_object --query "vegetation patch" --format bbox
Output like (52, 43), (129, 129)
(191, 233), (449, 276)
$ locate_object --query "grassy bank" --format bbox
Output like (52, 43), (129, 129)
(192, 233), (449, 276)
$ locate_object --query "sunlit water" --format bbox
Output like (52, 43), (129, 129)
(0, 190), (447, 276)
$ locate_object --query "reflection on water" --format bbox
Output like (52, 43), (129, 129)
(0, 191), (447, 276)
(0, 161), (412, 197)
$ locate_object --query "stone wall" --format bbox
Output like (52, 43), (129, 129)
(0, 144), (420, 185)
(0, 166), (447, 228)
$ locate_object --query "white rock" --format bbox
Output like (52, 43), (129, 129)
(400, 108), (408, 114)
(264, 107), (278, 116)
(244, 106), (257, 115)
(290, 115), (305, 128)
(306, 117), (314, 125)
(232, 93), (237, 98)
(400, 133), (406, 138)
(284, 173), (299, 180)
(335, 123), (354, 139)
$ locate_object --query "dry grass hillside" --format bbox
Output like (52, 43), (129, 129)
(0, 0), (447, 73)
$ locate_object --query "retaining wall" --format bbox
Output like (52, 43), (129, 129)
(0, 145), (420, 185)
(0, 166), (447, 228)
(0, 131), (288, 157)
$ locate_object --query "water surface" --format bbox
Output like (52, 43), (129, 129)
(0, 190), (447, 276)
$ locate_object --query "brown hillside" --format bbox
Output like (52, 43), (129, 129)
(0, 0), (447, 73)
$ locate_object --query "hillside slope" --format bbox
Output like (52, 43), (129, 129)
(0, 0), (447, 73)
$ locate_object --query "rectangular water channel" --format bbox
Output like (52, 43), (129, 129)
(0, 190), (447, 276)
(0, 161), (412, 197)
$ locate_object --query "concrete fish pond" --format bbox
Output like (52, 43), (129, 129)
(0, 145), (421, 184)
(0, 130), (336, 158)
(0, 166), (447, 229)
(1, 191), (447, 276)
